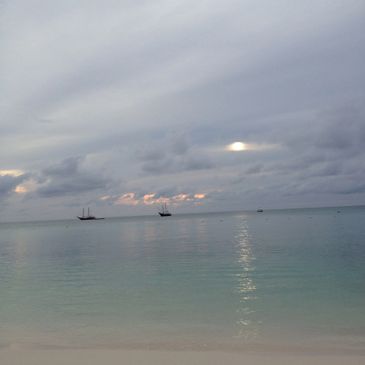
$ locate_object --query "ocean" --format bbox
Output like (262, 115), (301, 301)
(0, 206), (364, 352)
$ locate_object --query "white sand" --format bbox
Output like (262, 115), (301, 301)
(1, 349), (364, 365)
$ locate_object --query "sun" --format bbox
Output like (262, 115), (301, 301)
(226, 142), (247, 151)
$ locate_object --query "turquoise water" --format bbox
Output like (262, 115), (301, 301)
(0, 207), (364, 351)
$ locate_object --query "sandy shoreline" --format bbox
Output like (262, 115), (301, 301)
(1, 348), (365, 365)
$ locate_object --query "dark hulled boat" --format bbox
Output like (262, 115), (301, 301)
(78, 208), (104, 220)
(158, 203), (171, 217)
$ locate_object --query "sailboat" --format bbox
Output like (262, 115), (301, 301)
(158, 203), (171, 217)
(77, 208), (104, 220)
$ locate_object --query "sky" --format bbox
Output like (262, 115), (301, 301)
(1, 0), (365, 221)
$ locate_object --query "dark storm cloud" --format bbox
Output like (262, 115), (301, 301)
(244, 164), (263, 175)
(36, 156), (109, 197)
(43, 156), (80, 176)
(137, 133), (214, 174)
(314, 106), (365, 153)
(293, 106), (365, 181)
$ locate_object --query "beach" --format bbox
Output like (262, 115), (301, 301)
(1, 348), (365, 365)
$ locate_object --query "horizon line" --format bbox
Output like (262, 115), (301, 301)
(1, 203), (364, 225)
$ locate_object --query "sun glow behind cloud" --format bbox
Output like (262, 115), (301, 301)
(225, 142), (279, 152)
(226, 142), (247, 151)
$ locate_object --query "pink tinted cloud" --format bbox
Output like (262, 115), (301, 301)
(113, 192), (206, 206)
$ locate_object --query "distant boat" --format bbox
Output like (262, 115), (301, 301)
(257, 208), (264, 213)
(78, 208), (104, 220)
(158, 203), (171, 217)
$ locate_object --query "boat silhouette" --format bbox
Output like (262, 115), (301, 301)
(158, 203), (171, 217)
(78, 208), (104, 220)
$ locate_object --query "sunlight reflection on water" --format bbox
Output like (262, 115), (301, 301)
(234, 219), (260, 341)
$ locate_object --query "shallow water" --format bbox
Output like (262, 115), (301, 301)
(0, 207), (364, 351)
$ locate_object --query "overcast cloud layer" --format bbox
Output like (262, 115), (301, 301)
(1, 0), (364, 221)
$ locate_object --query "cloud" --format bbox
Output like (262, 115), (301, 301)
(0, 169), (24, 177)
(137, 133), (214, 175)
(0, 173), (30, 199)
(245, 165), (263, 175)
(112, 191), (207, 206)
(36, 156), (109, 197)
(314, 106), (365, 153)
(43, 156), (80, 176)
